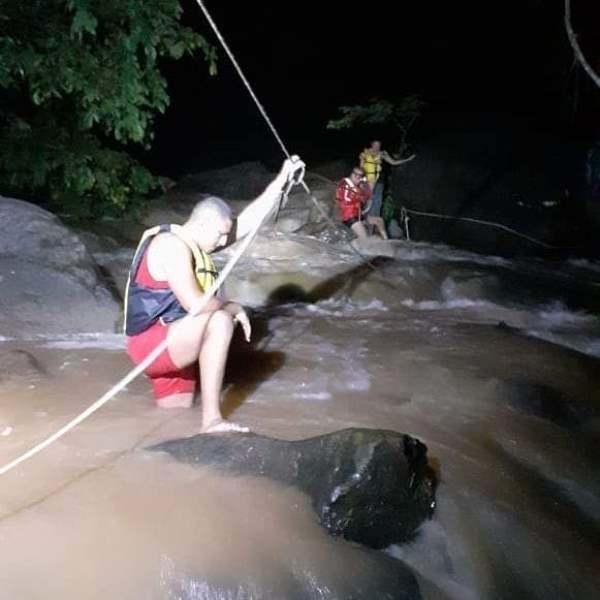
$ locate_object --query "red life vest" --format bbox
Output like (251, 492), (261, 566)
(335, 178), (371, 221)
(123, 224), (219, 336)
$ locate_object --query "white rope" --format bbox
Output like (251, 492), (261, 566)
(194, 0), (291, 159)
(565, 0), (600, 89)
(402, 207), (562, 249)
(1, 0), (390, 476)
(196, 2), (572, 258)
(194, 0), (375, 262)
(0, 188), (291, 476)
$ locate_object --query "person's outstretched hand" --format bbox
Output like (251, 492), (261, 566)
(279, 155), (305, 185)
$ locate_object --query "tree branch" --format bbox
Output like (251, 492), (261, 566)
(565, 0), (600, 88)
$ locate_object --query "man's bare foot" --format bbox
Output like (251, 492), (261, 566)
(155, 393), (194, 409)
(201, 418), (250, 434)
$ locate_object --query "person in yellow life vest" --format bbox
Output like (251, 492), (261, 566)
(359, 140), (416, 222)
(123, 156), (305, 433)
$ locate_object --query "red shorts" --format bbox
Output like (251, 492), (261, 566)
(126, 321), (198, 401)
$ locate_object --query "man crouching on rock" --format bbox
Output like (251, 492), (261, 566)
(123, 156), (305, 433)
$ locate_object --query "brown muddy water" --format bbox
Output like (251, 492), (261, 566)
(1, 254), (600, 599)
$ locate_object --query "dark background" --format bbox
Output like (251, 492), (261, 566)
(146, 0), (599, 177)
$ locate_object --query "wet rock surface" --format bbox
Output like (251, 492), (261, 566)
(390, 116), (596, 257)
(0, 196), (120, 337)
(150, 427), (436, 550)
(69, 163), (398, 308)
(173, 161), (274, 201)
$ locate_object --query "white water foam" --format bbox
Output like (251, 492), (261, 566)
(401, 281), (600, 357)
(402, 298), (494, 311)
(40, 333), (126, 350)
(525, 330), (600, 358)
(253, 320), (371, 400)
(521, 301), (600, 357)
(394, 241), (509, 267)
(301, 298), (389, 317)
(533, 301), (597, 328)
(292, 390), (333, 401)
(566, 258), (600, 274)
(0, 332), (125, 349)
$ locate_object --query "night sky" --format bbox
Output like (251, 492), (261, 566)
(148, 0), (599, 175)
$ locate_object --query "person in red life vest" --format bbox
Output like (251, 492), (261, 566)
(123, 156), (305, 433)
(336, 166), (388, 239)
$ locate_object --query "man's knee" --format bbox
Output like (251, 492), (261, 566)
(169, 309), (232, 348)
(206, 309), (234, 337)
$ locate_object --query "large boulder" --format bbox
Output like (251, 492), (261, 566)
(0, 196), (120, 337)
(140, 161), (274, 229)
(390, 113), (593, 256)
(125, 163), (368, 306)
(173, 160), (275, 201)
(150, 427), (436, 550)
(75, 229), (135, 299)
(141, 163), (339, 236)
(71, 162), (409, 309)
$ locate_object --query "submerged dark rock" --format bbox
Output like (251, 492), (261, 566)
(0, 349), (47, 383)
(149, 427), (436, 550)
(503, 379), (593, 429)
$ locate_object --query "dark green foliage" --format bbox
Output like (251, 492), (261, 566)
(328, 96), (425, 226)
(326, 95), (424, 157)
(0, 0), (216, 218)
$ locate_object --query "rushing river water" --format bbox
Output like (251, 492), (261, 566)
(1, 241), (599, 599)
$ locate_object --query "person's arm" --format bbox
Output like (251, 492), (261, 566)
(235, 156), (305, 241)
(359, 151), (367, 169)
(381, 151), (416, 166)
(338, 181), (353, 205)
(336, 180), (361, 207)
(359, 182), (372, 204)
(157, 235), (223, 315)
